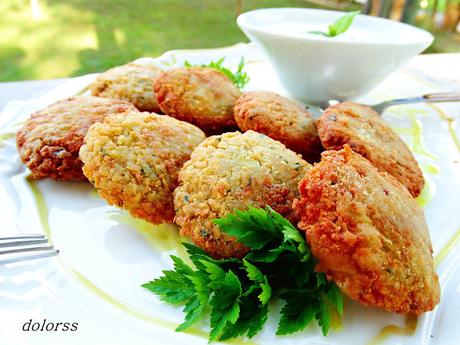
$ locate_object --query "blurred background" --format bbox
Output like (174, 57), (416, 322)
(1, 0), (459, 82)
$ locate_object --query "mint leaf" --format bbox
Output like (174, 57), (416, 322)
(328, 11), (360, 37)
(308, 30), (330, 37)
(308, 11), (360, 38)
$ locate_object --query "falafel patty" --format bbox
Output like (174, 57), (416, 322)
(174, 130), (311, 258)
(234, 91), (322, 162)
(80, 112), (205, 224)
(317, 101), (424, 197)
(91, 62), (162, 113)
(154, 67), (240, 135)
(293, 146), (440, 315)
(16, 96), (137, 181)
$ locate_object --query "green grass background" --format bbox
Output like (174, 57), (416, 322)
(1, 0), (319, 81)
(1, 0), (458, 82)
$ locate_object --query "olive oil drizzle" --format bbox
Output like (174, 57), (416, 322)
(0, 132), (15, 148)
(26, 178), (53, 244)
(70, 268), (184, 331)
(434, 228), (460, 268)
(416, 174), (436, 208)
(427, 104), (460, 154)
(367, 315), (418, 345)
(107, 210), (182, 252)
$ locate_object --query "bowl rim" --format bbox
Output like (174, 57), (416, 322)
(237, 8), (434, 47)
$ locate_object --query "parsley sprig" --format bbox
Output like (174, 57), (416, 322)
(309, 11), (360, 38)
(142, 206), (343, 342)
(184, 57), (250, 89)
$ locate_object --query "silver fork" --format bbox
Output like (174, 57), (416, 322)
(0, 234), (58, 264)
(371, 92), (460, 114)
(308, 91), (460, 117)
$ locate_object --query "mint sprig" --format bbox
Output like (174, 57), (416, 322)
(142, 206), (343, 342)
(309, 11), (360, 38)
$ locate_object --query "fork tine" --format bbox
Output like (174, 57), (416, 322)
(0, 234), (45, 241)
(0, 234), (58, 264)
(0, 238), (48, 248)
(0, 244), (54, 255)
(0, 250), (59, 265)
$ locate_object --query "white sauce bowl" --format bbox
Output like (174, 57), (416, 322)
(237, 8), (433, 105)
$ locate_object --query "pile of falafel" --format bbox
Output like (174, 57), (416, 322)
(16, 60), (439, 316)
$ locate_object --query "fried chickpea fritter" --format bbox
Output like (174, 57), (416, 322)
(234, 91), (322, 162)
(154, 67), (241, 135)
(16, 96), (137, 181)
(91, 62), (162, 112)
(317, 101), (424, 197)
(80, 112), (206, 224)
(293, 146), (440, 314)
(174, 131), (310, 258)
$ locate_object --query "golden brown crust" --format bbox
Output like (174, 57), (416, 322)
(174, 131), (311, 258)
(80, 112), (206, 224)
(317, 101), (424, 197)
(16, 96), (137, 181)
(154, 67), (240, 135)
(91, 62), (162, 112)
(293, 146), (440, 315)
(234, 91), (322, 162)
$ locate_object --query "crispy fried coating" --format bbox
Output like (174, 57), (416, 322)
(91, 62), (162, 112)
(234, 91), (322, 162)
(16, 96), (137, 181)
(317, 101), (424, 197)
(293, 146), (440, 314)
(174, 131), (311, 258)
(154, 67), (240, 135)
(80, 112), (206, 224)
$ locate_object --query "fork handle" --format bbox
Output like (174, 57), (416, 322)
(373, 92), (460, 114)
(422, 92), (460, 102)
(389, 92), (460, 107)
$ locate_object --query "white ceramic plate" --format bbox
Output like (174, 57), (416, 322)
(1, 43), (460, 345)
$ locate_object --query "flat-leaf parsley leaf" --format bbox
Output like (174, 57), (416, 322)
(184, 57), (250, 89)
(142, 206), (343, 342)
